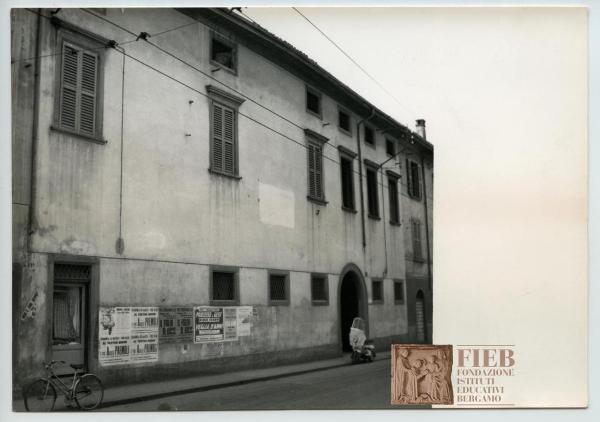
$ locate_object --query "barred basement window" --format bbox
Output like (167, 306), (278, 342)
(372, 279), (383, 303)
(56, 40), (102, 139)
(406, 159), (422, 200)
(311, 274), (329, 305)
(210, 268), (239, 305)
(394, 280), (405, 304)
(269, 272), (289, 305)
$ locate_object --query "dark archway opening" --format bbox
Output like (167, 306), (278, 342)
(340, 272), (360, 352)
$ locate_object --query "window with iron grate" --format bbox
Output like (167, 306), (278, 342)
(394, 280), (405, 304)
(311, 275), (328, 305)
(211, 271), (237, 304)
(269, 273), (289, 305)
(372, 279), (383, 303)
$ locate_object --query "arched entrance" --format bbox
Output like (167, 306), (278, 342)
(338, 264), (368, 352)
(416, 290), (426, 343)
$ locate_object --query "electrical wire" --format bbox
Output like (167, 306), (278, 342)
(23, 7), (404, 191)
(291, 7), (418, 120)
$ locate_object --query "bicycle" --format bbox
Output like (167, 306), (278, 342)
(23, 360), (104, 411)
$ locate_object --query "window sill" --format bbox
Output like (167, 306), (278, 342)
(338, 127), (352, 137)
(50, 126), (107, 145)
(411, 257), (426, 263)
(306, 109), (322, 119)
(371, 300), (384, 305)
(311, 300), (329, 306)
(364, 141), (376, 149)
(210, 60), (237, 76)
(268, 300), (290, 307)
(368, 214), (381, 221)
(210, 300), (240, 307)
(342, 206), (357, 214)
(208, 168), (242, 180)
(307, 196), (328, 206)
(389, 221), (401, 226)
(394, 300), (406, 305)
(408, 195), (422, 202)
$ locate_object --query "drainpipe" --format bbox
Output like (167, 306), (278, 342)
(416, 119), (433, 292)
(27, 9), (43, 251)
(379, 166), (388, 277)
(356, 108), (375, 252)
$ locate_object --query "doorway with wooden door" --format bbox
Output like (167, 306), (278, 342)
(51, 263), (90, 375)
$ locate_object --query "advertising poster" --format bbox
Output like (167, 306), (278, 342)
(98, 306), (159, 365)
(98, 307), (132, 366)
(236, 306), (253, 337)
(194, 306), (224, 343)
(159, 307), (194, 343)
(223, 307), (238, 341)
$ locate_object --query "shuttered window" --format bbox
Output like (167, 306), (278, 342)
(406, 159), (421, 199)
(59, 42), (99, 138)
(366, 166), (379, 218)
(411, 219), (423, 261)
(388, 175), (400, 224)
(340, 155), (355, 210)
(307, 141), (324, 201)
(211, 102), (237, 176)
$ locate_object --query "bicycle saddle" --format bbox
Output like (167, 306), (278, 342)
(70, 363), (84, 370)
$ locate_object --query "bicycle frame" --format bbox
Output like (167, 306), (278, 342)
(44, 363), (80, 400)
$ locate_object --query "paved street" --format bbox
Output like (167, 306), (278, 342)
(101, 356), (417, 411)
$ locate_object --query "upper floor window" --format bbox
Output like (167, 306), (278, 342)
(387, 172), (400, 225)
(306, 129), (328, 204)
(365, 161), (380, 219)
(406, 159), (422, 200)
(206, 85), (245, 178)
(386, 138), (395, 156)
(56, 40), (102, 140)
(364, 125), (375, 147)
(306, 86), (322, 118)
(338, 108), (351, 134)
(411, 218), (424, 262)
(211, 34), (236, 73)
(339, 146), (357, 212)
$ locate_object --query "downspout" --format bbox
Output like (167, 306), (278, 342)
(27, 8), (43, 251)
(356, 108), (375, 251)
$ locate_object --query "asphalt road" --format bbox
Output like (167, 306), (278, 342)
(101, 356), (422, 411)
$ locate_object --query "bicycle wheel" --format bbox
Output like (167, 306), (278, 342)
(23, 378), (56, 412)
(74, 374), (104, 410)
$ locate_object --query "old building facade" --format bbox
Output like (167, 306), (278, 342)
(11, 8), (433, 389)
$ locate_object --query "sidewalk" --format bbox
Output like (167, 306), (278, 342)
(14, 351), (390, 411)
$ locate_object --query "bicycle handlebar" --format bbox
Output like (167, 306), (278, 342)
(43, 360), (66, 369)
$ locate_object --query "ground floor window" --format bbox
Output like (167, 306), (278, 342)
(211, 267), (239, 305)
(311, 274), (329, 305)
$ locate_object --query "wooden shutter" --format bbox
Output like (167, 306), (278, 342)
(60, 44), (80, 131)
(79, 51), (98, 136)
(412, 219), (422, 260)
(223, 107), (235, 174)
(308, 143), (317, 198)
(314, 144), (323, 199)
(405, 159), (412, 196)
(212, 102), (236, 175)
(212, 103), (224, 173)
